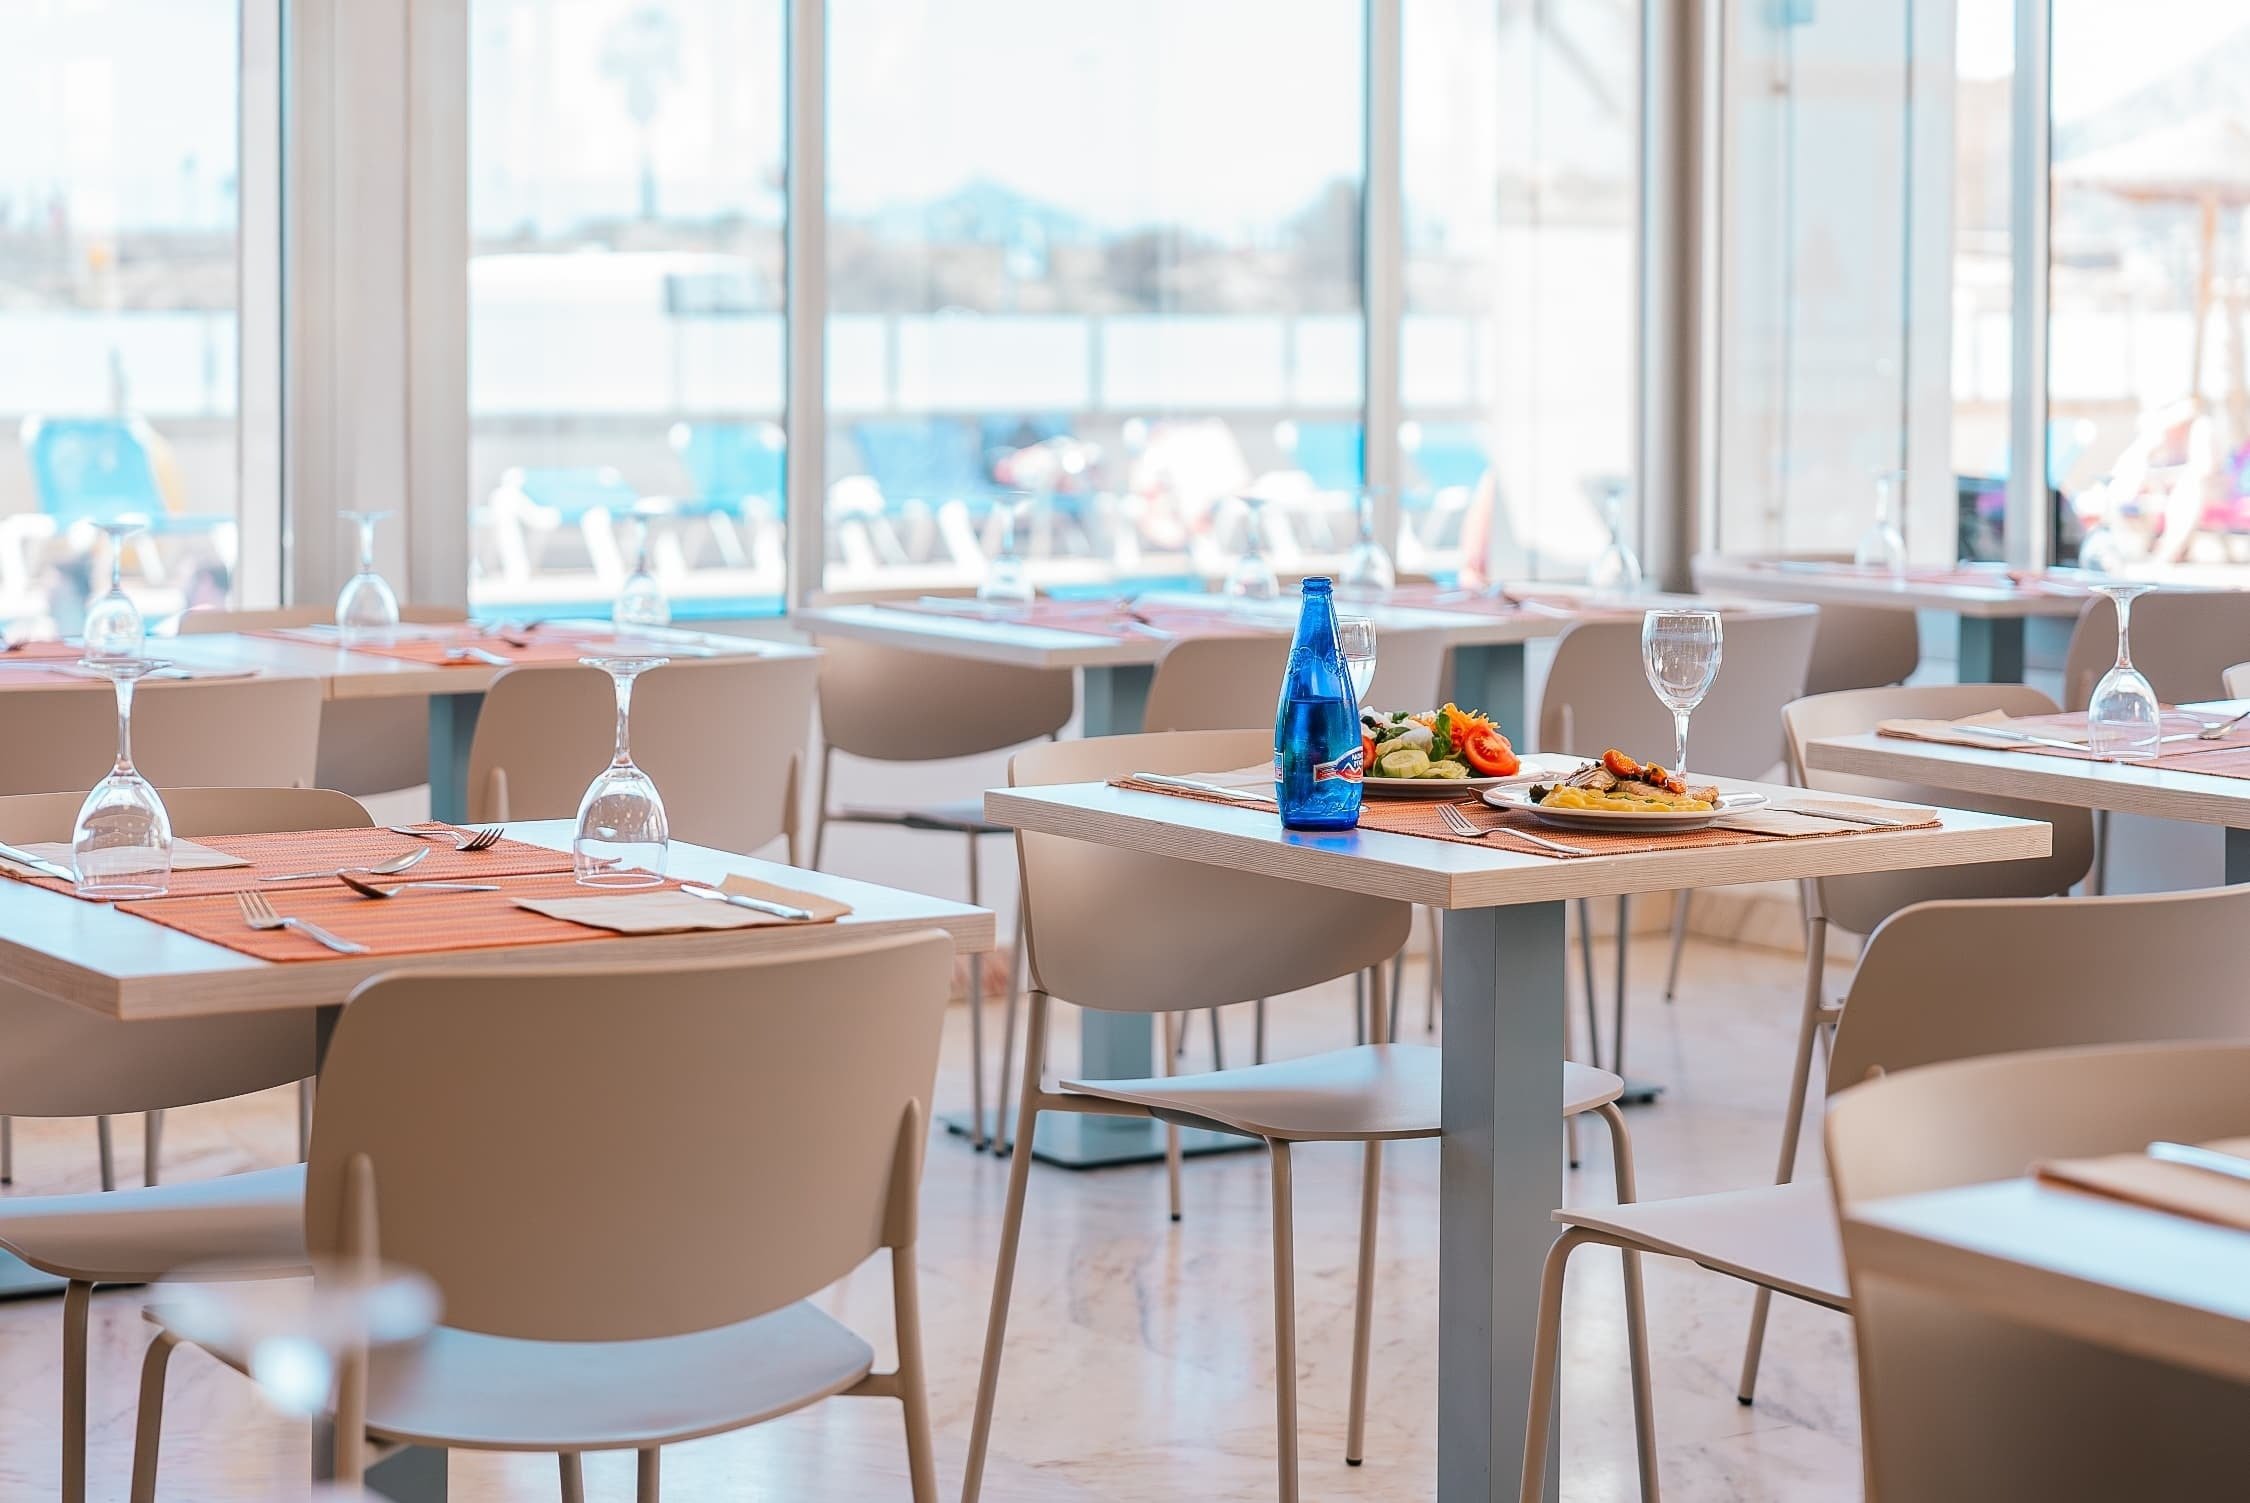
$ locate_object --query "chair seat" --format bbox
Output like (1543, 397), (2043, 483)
(832, 797), (1003, 835)
(1557, 1179), (1847, 1310)
(0, 1164), (307, 1284)
(171, 1296), (875, 1452)
(1061, 1047), (1623, 1143)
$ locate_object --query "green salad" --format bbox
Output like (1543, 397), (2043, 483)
(1362, 708), (1471, 780)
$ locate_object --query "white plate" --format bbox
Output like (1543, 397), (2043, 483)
(1362, 751), (1579, 800)
(1481, 784), (1770, 833)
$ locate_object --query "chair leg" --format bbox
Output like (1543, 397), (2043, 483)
(298, 1078), (314, 1162)
(3, 1114), (13, 1184)
(97, 1117), (115, 1193)
(1609, 895), (1632, 1079)
(809, 745), (835, 870)
(994, 909), (1026, 1155)
(559, 1452), (585, 1503)
(1662, 890), (1692, 1002)
(1597, 1103), (1660, 1501)
(961, 993), (1050, 1503)
(143, 1110), (164, 1187)
(1424, 905), (1440, 1033)
(1740, 914), (1831, 1406)
(1159, 1011), (1183, 1223)
(1255, 996), (1268, 1064)
(62, 1278), (91, 1503)
(2090, 807), (2109, 895)
(1206, 1006), (1225, 1069)
(1518, 1229), (1599, 1503)
(965, 837), (988, 1150)
(1575, 898), (1602, 1067)
(891, 1245), (940, 1503)
(637, 1447), (660, 1503)
(127, 1328), (180, 1503)
(1345, 1140), (1382, 1466)
(1267, 1138), (1301, 1503)
(1354, 970), (1367, 1044)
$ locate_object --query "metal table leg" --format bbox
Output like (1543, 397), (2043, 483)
(425, 693), (485, 825)
(1440, 901), (1564, 1503)
(2228, 827), (2250, 886)
(1957, 616), (2026, 683)
(1449, 642), (1528, 741)
(317, 1417), (446, 1500)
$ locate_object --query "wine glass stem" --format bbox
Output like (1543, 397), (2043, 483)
(1672, 707), (1691, 785)
(357, 517), (377, 574)
(611, 671), (635, 767)
(113, 675), (136, 774)
(109, 532), (125, 594)
(2113, 593), (2135, 671)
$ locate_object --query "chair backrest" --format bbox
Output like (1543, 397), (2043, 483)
(814, 636), (1073, 761)
(467, 656), (816, 857)
(1827, 884), (2250, 1119)
(0, 787), (366, 1116)
(1827, 1041), (2250, 1503)
(304, 931), (954, 1341)
(1803, 602), (1920, 696)
(2222, 660), (2250, 700)
(1536, 606), (1819, 776)
(1142, 635), (1292, 732)
(1363, 630), (1452, 715)
(2058, 589), (2250, 710)
(20, 416), (168, 524)
(668, 420), (785, 506)
(175, 604), (462, 634)
(1009, 730), (1411, 1012)
(1783, 683), (2094, 935)
(0, 677), (323, 794)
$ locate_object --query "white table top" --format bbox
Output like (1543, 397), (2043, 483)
(1847, 1177), (2250, 1385)
(983, 775), (2047, 910)
(1693, 554), (2096, 618)
(1805, 703), (2250, 829)
(0, 821), (993, 1023)
(154, 624), (813, 702)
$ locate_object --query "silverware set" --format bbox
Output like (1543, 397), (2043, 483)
(235, 891), (366, 954)
(1436, 802), (1590, 855)
(387, 824), (505, 851)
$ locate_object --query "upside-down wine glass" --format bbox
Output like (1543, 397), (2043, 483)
(613, 511), (672, 632)
(1224, 496), (1280, 600)
(334, 510), (401, 644)
(2087, 583), (2161, 761)
(573, 655), (669, 885)
(1587, 479), (1644, 593)
(1852, 468), (1908, 578)
(1336, 615), (1377, 706)
(1641, 609), (1723, 783)
(1340, 488), (1397, 598)
(978, 492), (1034, 606)
(82, 520), (147, 660)
(71, 657), (173, 897)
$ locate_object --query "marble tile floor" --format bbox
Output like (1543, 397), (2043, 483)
(0, 930), (1861, 1501)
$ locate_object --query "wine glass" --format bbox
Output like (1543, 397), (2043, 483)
(2087, 584), (2161, 761)
(70, 657), (173, 897)
(1641, 609), (1724, 782)
(1224, 496), (1280, 600)
(1853, 468), (1908, 578)
(1340, 488), (1397, 598)
(613, 512), (672, 631)
(334, 510), (401, 644)
(82, 520), (147, 660)
(978, 492), (1035, 606)
(1336, 615), (1377, 706)
(573, 655), (669, 886)
(1587, 480), (1644, 593)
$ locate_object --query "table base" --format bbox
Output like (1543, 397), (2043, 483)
(426, 692), (485, 826)
(940, 1109), (1262, 1167)
(317, 1417), (446, 1501)
(1958, 616), (2027, 683)
(1614, 1076), (1666, 1107)
(2227, 828), (2250, 886)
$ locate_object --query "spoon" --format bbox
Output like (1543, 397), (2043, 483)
(261, 848), (430, 882)
(337, 871), (501, 900)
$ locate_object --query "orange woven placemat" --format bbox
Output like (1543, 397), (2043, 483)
(1965, 709), (2250, 782)
(0, 825), (575, 900)
(0, 641), (91, 661)
(251, 625), (661, 667)
(118, 870), (678, 962)
(1108, 778), (1932, 858)
(1382, 584), (1617, 620)
(887, 598), (1275, 641)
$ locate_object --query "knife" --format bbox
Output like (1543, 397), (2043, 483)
(1963, 725), (2090, 752)
(2146, 1140), (2250, 1185)
(681, 884), (813, 921)
(0, 841), (75, 881)
(1128, 772), (1269, 802)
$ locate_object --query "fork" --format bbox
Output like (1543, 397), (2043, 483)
(2194, 706), (2250, 740)
(443, 645), (513, 668)
(386, 824), (505, 851)
(1437, 802), (1589, 855)
(235, 891), (367, 954)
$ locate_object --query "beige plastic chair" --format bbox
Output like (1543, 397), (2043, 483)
(129, 932), (957, 1503)
(2057, 588), (2250, 710)
(963, 729), (1652, 1503)
(1516, 882), (2250, 1500)
(2225, 661), (2250, 699)
(1535, 606), (1818, 1072)
(0, 786), (369, 1503)
(809, 634), (1073, 1150)
(1802, 600), (1920, 697)
(467, 655), (815, 861)
(178, 604), (459, 796)
(1141, 634), (1291, 732)
(0, 676), (322, 794)
(1828, 1041), (2250, 1502)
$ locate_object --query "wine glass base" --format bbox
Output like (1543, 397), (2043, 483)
(75, 880), (168, 899)
(573, 871), (665, 889)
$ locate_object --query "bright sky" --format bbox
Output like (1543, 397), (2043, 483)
(1961, 0), (2250, 125)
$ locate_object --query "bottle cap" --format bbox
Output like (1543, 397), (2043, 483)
(1303, 576), (1333, 593)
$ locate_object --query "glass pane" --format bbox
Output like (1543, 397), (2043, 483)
(823, 0), (1365, 596)
(2050, 1), (2250, 570)
(1714, 0), (1913, 559)
(0, 1), (248, 637)
(1404, 0), (1637, 586)
(468, 0), (788, 618)
(1952, 0), (2013, 562)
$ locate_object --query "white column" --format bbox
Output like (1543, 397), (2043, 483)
(784, 0), (828, 608)
(1362, 0), (1405, 544)
(2006, 0), (2051, 570)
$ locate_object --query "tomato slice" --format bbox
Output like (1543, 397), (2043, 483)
(1459, 724), (1520, 778)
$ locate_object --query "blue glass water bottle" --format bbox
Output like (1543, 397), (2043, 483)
(1273, 577), (1364, 830)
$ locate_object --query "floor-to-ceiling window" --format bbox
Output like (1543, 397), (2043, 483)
(466, 0), (788, 618)
(820, 0), (1366, 597)
(0, 0), (276, 638)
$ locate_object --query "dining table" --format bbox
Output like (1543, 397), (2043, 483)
(1804, 699), (2250, 880)
(0, 820), (993, 1503)
(982, 772), (2046, 1501)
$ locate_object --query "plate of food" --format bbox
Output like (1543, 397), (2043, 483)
(1481, 749), (1768, 831)
(1361, 704), (1530, 797)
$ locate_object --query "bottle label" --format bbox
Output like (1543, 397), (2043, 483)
(1276, 745), (1364, 783)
